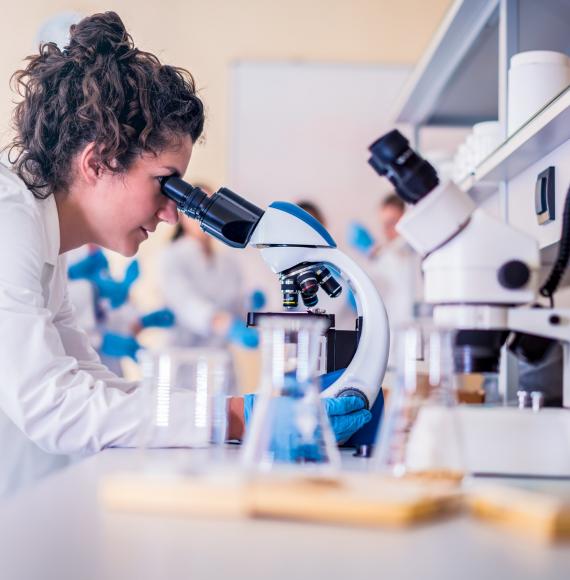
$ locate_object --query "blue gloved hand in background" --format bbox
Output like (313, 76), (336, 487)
(67, 248), (109, 280)
(100, 332), (141, 360)
(249, 289), (266, 312)
(348, 222), (375, 254)
(227, 319), (259, 349)
(243, 393), (371, 445)
(140, 308), (176, 329)
(92, 259), (140, 309)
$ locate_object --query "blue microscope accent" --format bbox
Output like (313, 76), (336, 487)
(269, 201), (337, 248)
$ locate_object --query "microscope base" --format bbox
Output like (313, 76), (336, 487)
(459, 406), (570, 477)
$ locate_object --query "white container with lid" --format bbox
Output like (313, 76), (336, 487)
(508, 50), (570, 135)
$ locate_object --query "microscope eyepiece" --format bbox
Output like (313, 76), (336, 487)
(368, 129), (439, 204)
(160, 176), (264, 248)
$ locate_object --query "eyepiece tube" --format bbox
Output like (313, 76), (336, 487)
(160, 176), (208, 219)
(368, 129), (439, 204)
(160, 176), (264, 248)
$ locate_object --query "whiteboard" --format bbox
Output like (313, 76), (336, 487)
(228, 61), (411, 309)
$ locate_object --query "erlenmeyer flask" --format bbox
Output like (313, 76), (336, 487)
(242, 314), (341, 475)
(373, 323), (464, 480)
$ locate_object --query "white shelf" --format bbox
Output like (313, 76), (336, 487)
(460, 86), (570, 193)
(392, 0), (499, 126)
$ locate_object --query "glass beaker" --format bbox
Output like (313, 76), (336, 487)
(138, 347), (232, 471)
(373, 323), (464, 480)
(241, 314), (341, 475)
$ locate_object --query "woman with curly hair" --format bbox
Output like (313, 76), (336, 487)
(0, 12), (207, 454)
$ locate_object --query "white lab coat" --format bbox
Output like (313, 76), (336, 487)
(159, 237), (244, 347)
(368, 237), (422, 328)
(0, 165), (198, 455)
(366, 237), (423, 369)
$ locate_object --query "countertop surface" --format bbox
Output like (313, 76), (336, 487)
(0, 446), (569, 580)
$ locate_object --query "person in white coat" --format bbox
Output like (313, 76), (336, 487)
(349, 194), (422, 367)
(0, 12), (210, 455)
(159, 187), (255, 349)
(0, 12), (372, 456)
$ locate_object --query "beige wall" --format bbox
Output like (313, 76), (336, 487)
(0, 0), (453, 183)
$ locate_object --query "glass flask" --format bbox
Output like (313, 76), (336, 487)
(242, 314), (341, 475)
(373, 323), (464, 479)
(138, 347), (232, 471)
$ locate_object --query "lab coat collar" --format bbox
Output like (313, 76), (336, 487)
(40, 195), (61, 266)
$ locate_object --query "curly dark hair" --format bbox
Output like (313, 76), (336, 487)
(7, 11), (205, 198)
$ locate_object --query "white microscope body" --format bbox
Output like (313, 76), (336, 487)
(398, 180), (570, 477)
(249, 201), (390, 408)
(367, 128), (570, 476)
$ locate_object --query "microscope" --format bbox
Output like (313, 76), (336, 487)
(160, 177), (390, 446)
(368, 130), (570, 477)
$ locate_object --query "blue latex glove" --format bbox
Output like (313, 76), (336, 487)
(92, 260), (140, 309)
(92, 275), (130, 309)
(140, 308), (176, 329)
(348, 222), (375, 254)
(249, 289), (266, 311)
(100, 332), (141, 360)
(123, 259), (140, 286)
(243, 393), (371, 445)
(67, 249), (109, 280)
(227, 319), (259, 349)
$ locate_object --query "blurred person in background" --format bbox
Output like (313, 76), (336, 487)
(67, 245), (175, 375)
(159, 185), (259, 350)
(349, 194), (422, 344)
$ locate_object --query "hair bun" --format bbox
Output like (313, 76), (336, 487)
(67, 12), (131, 61)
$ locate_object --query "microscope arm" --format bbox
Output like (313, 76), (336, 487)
(258, 245), (390, 408)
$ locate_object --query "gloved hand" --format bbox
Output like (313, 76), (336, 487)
(348, 222), (375, 254)
(67, 249), (109, 280)
(100, 332), (141, 360)
(243, 393), (371, 445)
(227, 319), (259, 349)
(92, 276), (130, 309)
(249, 289), (266, 311)
(92, 259), (140, 309)
(140, 308), (176, 329)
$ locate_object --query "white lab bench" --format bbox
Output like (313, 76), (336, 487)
(0, 447), (568, 580)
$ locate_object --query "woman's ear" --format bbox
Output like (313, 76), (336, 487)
(78, 142), (103, 185)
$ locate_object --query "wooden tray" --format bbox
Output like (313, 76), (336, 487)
(100, 470), (462, 528)
(469, 482), (570, 541)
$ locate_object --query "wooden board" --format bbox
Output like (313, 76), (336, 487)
(469, 483), (570, 541)
(100, 470), (462, 528)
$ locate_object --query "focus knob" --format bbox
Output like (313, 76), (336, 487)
(497, 260), (530, 289)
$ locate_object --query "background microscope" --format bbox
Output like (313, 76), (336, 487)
(367, 129), (570, 477)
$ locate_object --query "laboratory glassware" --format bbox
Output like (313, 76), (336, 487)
(139, 347), (232, 470)
(242, 314), (341, 475)
(373, 323), (464, 479)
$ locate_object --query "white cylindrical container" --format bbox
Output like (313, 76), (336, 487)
(471, 121), (501, 164)
(508, 50), (570, 135)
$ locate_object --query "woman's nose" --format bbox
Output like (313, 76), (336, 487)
(157, 199), (179, 225)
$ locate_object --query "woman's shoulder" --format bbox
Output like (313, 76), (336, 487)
(0, 164), (46, 240)
(0, 163), (37, 207)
